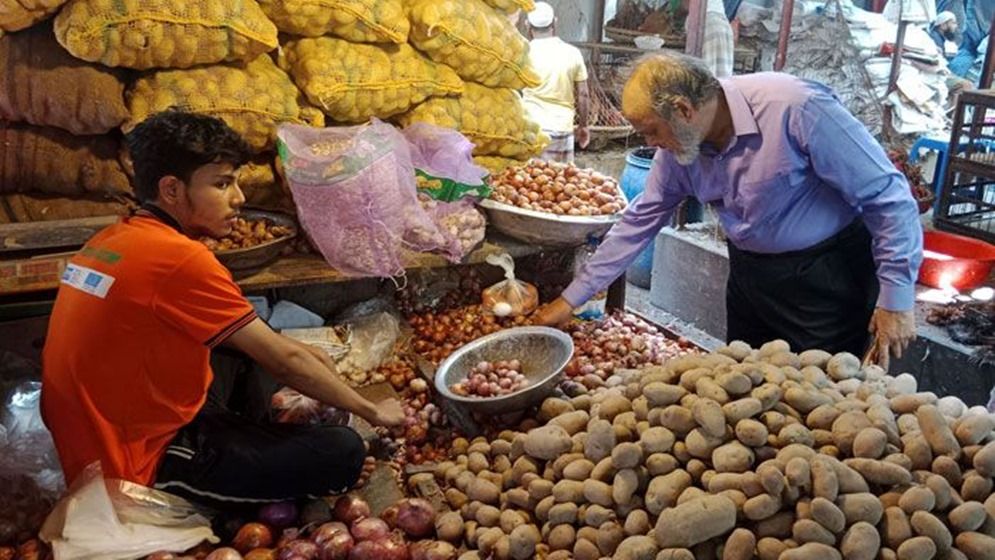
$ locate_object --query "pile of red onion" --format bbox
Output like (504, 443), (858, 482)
(450, 360), (529, 398)
(564, 311), (697, 387)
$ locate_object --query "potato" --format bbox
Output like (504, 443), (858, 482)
(786, 457), (812, 489)
(842, 522), (881, 560)
(551, 410), (591, 436)
(792, 519), (836, 546)
(911, 511), (952, 553)
(736, 419), (769, 448)
(476, 504), (501, 526)
(584, 480), (614, 508)
(713, 441), (755, 473)
(598, 521), (626, 556)
(899, 487), (936, 514)
(961, 473), (993, 503)
(687, 428), (726, 460)
(955, 415), (995, 447)
(660, 405), (698, 436)
(811, 497), (846, 534)
(696, 377), (731, 404)
(755, 511), (796, 539)
(784, 387), (832, 413)
(614, 469), (640, 506)
(811, 457), (840, 501)
(744, 494), (782, 521)
(613, 536), (659, 560)
(437, 511), (464, 542)
(564, 459), (596, 481)
(646, 470), (692, 515)
(721, 528), (756, 560)
(933, 455), (964, 488)
(524, 425), (573, 460)
(972, 441), (995, 478)
(779, 542), (842, 560)
(548, 503), (579, 526)
(753, 384), (785, 411)
(916, 405), (962, 458)
(884, 507), (914, 550)
(844, 458), (912, 486)
(573, 538), (600, 560)
(949, 502), (988, 533)
(838, 493), (884, 526)
(654, 495), (737, 549)
(779, 424), (816, 447)
(624, 509), (651, 536)
(468, 478), (500, 504)
(853, 428), (888, 459)
(548, 524), (576, 551)
(954, 532), (995, 560)
(643, 382), (687, 408)
(693, 398), (728, 438)
(553, 480), (586, 504)
(586, 419), (617, 462)
(896, 536), (936, 560)
(756, 538), (790, 560)
(584, 504), (616, 527)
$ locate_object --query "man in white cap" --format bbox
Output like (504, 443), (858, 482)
(929, 11), (959, 58)
(522, 1), (591, 163)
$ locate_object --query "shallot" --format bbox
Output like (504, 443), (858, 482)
(205, 548), (243, 560)
(233, 523), (274, 553)
(316, 532), (353, 560)
(332, 495), (370, 524)
(350, 518), (389, 542)
(277, 540), (318, 560)
(311, 522), (349, 546)
(259, 502), (298, 529)
(394, 499), (435, 539)
(489, 160), (626, 216)
(450, 360), (528, 398)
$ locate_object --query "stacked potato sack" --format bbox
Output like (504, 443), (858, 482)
(400, 0), (548, 161)
(281, 37), (464, 123)
(0, 22), (131, 216)
(0, 0), (68, 33)
(398, 83), (548, 160)
(53, 0), (278, 69)
(124, 55), (315, 152)
(481, 0), (536, 13)
(428, 339), (995, 560)
(257, 0), (409, 43)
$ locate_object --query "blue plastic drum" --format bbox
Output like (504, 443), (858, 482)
(620, 147), (657, 288)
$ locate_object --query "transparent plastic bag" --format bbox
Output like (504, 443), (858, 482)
(277, 120), (443, 277)
(40, 463), (216, 560)
(0, 380), (65, 544)
(403, 123), (490, 201)
(481, 253), (538, 317)
(335, 312), (401, 385)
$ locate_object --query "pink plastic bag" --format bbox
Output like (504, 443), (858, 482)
(403, 123), (490, 201)
(277, 121), (443, 277)
(419, 196), (486, 262)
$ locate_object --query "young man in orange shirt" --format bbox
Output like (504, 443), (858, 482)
(42, 110), (404, 506)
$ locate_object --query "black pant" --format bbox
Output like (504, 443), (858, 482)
(726, 220), (879, 356)
(153, 350), (365, 507)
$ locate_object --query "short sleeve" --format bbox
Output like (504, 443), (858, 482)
(152, 249), (256, 347)
(573, 49), (589, 82)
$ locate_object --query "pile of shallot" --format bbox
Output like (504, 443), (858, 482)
(409, 305), (528, 364)
(563, 311), (698, 387)
(449, 360), (529, 398)
(489, 160), (626, 216)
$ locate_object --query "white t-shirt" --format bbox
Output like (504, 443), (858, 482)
(522, 37), (589, 133)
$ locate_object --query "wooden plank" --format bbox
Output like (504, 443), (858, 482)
(0, 215), (118, 255)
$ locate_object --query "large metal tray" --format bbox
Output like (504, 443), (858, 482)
(213, 209), (297, 274)
(479, 195), (626, 247)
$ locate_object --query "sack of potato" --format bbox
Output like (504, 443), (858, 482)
(0, 0), (68, 32)
(0, 193), (130, 223)
(481, 0), (535, 14)
(125, 55), (306, 152)
(53, 0), (278, 69)
(473, 155), (522, 175)
(282, 37), (463, 123)
(257, 0), (407, 43)
(399, 82), (548, 159)
(0, 123), (132, 197)
(239, 157), (294, 212)
(0, 23), (128, 135)
(407, 0), (540, 90)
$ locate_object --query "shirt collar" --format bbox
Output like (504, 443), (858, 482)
(134, 203), (183, 233)
(720, 78), (760, 140)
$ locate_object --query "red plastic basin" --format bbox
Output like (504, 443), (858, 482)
(918, 230), (995, 290)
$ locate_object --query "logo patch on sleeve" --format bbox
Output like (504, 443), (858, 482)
(61, 263), (115, 298)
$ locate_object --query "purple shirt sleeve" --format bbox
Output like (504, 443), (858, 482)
(562, 151), (687, 307)
(791, 91), (924, 312)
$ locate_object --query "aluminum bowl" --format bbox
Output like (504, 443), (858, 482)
(212, 208), (297, 274)
(434, 327), (575, 415)
(479, 192), (627, 247)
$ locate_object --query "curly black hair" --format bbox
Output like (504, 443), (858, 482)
(126, 109), (252, 203)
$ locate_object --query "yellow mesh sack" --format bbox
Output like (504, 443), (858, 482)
(124, 55), (304, 153)
(407, 0), (540, 90)
(0, 22), (129, 135)
(473, 155), (523, 175)
(398, 82), (548, 160)
(283, 37), (464, 123)
(480, 0), (534, 14)
(257, 0), (408, 43)
(53, 0), (279, 69)
(239, 156), (294, 212)
(0, 0), (68, 32)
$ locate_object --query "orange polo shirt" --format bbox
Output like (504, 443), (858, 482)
(41, 212), (256, 486)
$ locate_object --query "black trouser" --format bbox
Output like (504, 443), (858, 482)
(726, 220), (879, 356)
(154, 350), (365, 508)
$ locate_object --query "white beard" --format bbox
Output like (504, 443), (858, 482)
(672, 119), (705, 166)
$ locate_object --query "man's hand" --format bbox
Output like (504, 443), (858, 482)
(867, 307), (916, 371)
(369, 398), (405, 427)
(575, 126), (591, 150)
(532, 297), (574, 327)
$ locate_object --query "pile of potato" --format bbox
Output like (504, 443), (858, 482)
(54, 0), (278, 69)
(125, 55), (310, 152)
(282, 38), (464, 123)
(257, 0), (408, 43)
(428, 340), (995, 560)
(399, 83), (548, 160)
(406, 0), (540, 90)
(0, 0), (66, 32)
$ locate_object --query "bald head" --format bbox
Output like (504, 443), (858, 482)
(622, 53), (721, 123)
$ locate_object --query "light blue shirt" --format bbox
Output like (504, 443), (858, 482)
(564, 72), (923, 312)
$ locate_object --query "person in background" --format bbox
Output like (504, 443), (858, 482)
(42, 110), (404, 508)
(929, 11), (960, 57)
(948, 0), (994, 78)
(534, 53), (923, 369)
(522, 1), (592, 163)
(683, 0), (736, 78)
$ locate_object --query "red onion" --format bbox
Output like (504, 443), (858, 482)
(408, 541), (456, 560)
(332, 495), (371, 524)
(205, 548), (243, 560)
(350, 518), (389, 542)
(380, 505), (400, 529)
(347, 541), (381, 560)
(259, 502), (298, 529)
(146, 553), (177, 560)
(233, 523), (274, 553)
(276, 529), (302, 550)
(316, 532), (354, 560)
(244, 549), (276, 560)
(311, 522), (349, 546)
(277, 541), (318, 560)
(394, 500), (435, 539)
(378, 535), (409, 560)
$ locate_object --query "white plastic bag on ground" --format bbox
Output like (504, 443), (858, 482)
(40, 463), (216, 560)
